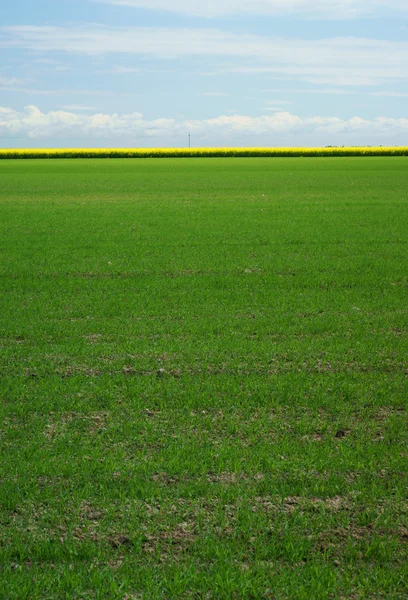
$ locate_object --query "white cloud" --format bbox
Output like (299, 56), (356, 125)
(95, 0), (408, 19)
(2, 26), (408, 87)
(1, 105), (407, 146)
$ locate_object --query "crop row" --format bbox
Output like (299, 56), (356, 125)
(1, 147), (408, 159)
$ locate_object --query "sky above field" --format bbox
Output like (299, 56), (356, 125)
(1, 0), (408, 147)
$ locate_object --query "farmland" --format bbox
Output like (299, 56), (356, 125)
(0, 157), (407, 598)
(1, 147), (408, 159)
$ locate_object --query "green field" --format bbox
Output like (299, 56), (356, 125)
(0, 157), (407, 599)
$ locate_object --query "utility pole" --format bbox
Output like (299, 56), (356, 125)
(188, 132), (191, 148)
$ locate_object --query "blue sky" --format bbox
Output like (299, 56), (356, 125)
(1, 0), (407, 147)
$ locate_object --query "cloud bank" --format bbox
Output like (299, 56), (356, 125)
(95, 0), (408, 19)
(2, 26), (408, 87)
(1, 105), (407, 147)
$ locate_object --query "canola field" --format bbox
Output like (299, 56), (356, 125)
(0, 157), (407, 599)
(1, 146), (408, 159)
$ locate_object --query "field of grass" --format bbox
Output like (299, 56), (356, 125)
(0, 157), (407, 599)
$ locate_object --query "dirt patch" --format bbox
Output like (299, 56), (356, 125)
(109, 535), (133, 549)
(84, 334), (102, 344)
(43, 412), (110, 439)
(151, 472), (181, 486)
(250, 495), (351, 514)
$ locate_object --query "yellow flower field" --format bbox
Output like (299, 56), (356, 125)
(0, 147), (408, 159)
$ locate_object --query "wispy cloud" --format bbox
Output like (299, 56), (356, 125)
(32, 58), (65, 65)
(110, 66), (142, 73)
(370, 91), (408, 97)
(0, 76), (28, 86)
(94, 0), (408, 20)
(2, 26), (408, 87)
(1, 105), (407, 145)
(60, 104), (97, 111)
(259, 88), (408, 97)
(263, 107), (290, 111)
(29, 58), (71, 71)
(203, 92), (231, 97)
(224, 65), (408, 87)
(262, 99), (293, 111)
(259, 87), (359, 95)
(264, 99), (293, 105)
(0, 84), (123, 96)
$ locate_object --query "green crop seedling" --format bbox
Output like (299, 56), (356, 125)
(0, 157), (407, 599)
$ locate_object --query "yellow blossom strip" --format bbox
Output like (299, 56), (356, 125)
(1, 147), (408, 159)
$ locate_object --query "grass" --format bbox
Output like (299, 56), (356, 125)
(0, 157), (407, 599)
